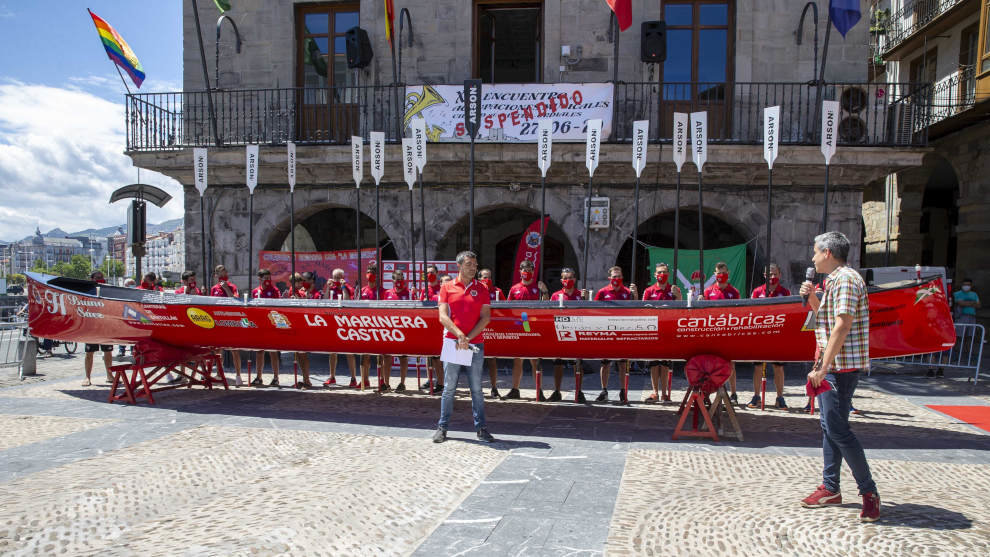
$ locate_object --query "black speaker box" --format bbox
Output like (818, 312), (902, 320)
(641, 21), (666, 63)
(344, 26), (373, 69)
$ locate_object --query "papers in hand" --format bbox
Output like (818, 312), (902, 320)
(440, 337), (475, 366)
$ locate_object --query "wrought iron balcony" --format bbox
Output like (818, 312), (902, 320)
(124, 81), (931, 152)
(883, 0), (972, 57)
(913, 65), (978, 133)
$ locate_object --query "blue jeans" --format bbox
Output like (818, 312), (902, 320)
(437, 344), (487, 431)
(819, 371), (877, 495)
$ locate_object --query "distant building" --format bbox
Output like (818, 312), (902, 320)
(11, 228), (87, 272)
(125, 226), (185, 281)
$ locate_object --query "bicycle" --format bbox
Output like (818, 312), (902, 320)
(34, 337), (77, 355)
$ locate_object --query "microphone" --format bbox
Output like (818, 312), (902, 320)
(802, 267), (815, 306)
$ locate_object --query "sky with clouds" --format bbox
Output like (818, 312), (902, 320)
(0, 1), (185, 241)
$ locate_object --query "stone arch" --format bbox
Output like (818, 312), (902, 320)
(263, 203), (398, 259)
(616, 206), (757, 292)
(434, 203), (580, 293)
(893, 152), (959, 272)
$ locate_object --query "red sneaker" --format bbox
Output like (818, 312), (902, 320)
(348, 378), (358, 388)
(801, 485), (842, 508)
(323, 377), (336, 386)
(362, 378), (372, 388)
(860, 492), (881, 522)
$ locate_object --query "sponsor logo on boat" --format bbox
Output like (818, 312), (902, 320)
(187, 307), (216, 329)
(214, 310), (247, 317)
(333, 314), (428, 342)
(268, 311), (291, 329)
(305, 315), (328, 326)
(216, 318), (257, 328)
(123, 305), (152, 324)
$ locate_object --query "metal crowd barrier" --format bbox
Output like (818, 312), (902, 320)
(873, 323), (986, 383)
(0, 320), (30, 379)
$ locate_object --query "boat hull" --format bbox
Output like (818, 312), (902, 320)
(26, 274), (956, 362)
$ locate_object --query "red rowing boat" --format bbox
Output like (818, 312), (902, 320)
(27, 272), (955, 363)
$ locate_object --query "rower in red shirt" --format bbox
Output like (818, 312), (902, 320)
(174, 270), (203, 295)
(642, 262), (682, 403)
(291, 271), (321, 389)
(356, 263), (383, 390)
(747, 262), (792, 410)
(251, 268), (282, 388)
(478, 267), (504, 398)
(594, 265), (637, 404)
(549, 267), (586, 403)
(138, 272), (163, 291)
(381, 269), (414, 393)
(420, 264), (445, 395)
(703, 261), (740, 403)
(209, 264), (243, 385)
(502, 260), (548, 401)
(322, 268), (358, 388)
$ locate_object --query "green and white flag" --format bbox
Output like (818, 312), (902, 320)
(646, 243), (747, 294)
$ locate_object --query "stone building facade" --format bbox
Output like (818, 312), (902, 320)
(863, 0), (990, 327)
(130, 0), (931, 294)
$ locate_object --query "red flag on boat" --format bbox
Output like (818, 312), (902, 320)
(512, 217), (550, 284)
(605, 0), (632, 31)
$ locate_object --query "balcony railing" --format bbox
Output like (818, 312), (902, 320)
(883, 0), (968, 55)
(914, 66), (977, 132)
(125, 81), (931, 152)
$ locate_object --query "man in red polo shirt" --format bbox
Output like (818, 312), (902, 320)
(420, 264), (445, 395)
(502, 260), (548, 400)
(382, 269), (414, 392)
(748, 262), (792, 409)
(210, 264), (243, 386)
(478, 267), (505, 398)
(642, 262), (681, 403)
(251, 269), (282, 388)
(703, 261), (741, 403)
(549, 267), (585, 402)
(434, 250), (494, 443)
(323, 268), (358, 388)
(174, 270), (203, 295)
(595, 265), (637, 404)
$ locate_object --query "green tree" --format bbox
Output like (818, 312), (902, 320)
(6, 273), (26, 285)
(29, 255), (93, 279)
(100, 258), (125, 279)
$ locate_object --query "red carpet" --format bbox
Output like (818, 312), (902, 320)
(927, 405), (990, 433)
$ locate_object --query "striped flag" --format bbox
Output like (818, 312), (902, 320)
(87, 9), (145, 88)
(384, 0), (395, 46)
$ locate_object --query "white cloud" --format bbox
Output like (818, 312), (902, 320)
(0, 79), (184, 241)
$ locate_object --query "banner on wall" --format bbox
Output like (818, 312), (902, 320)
(403, 83), (614, 142)
(259, 249), (378, 292)
(646, 243), (748, 293)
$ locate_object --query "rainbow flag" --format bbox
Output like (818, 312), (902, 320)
(87, 9), (145, 88)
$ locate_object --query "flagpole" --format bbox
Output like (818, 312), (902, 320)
(632, 173), (640, 286)
(190, 0), (221, 146)
(290, 190), (295, 283)
(418, 169), (426, 291)
(539, 174), (546, 286)
(356, 186), (362, 294)
(767, 168), (773, 269)
(375, 179), (381, 297)
(584, 174), (593, 293)
(248, 192), (254, 295)
(673, 171), (681, 282)
(698, 172), (704, 294)
(201, 198), (207, 289)
(113, 65), (133, 96)
(469, 135), (476, 252)
(409, 187), (416, 290)
(822, 164), (829, 234)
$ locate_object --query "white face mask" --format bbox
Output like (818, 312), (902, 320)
(961, 285), (971, 292)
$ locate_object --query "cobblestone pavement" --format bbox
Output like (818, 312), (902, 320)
(1, 355), (989, 556)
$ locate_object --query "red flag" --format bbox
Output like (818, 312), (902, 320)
(384, 0), (395, 46)
(512, 217), (550, 284)
(605, 0), (632, 31)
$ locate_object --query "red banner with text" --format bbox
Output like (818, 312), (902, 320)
(259, 249), (379, 291)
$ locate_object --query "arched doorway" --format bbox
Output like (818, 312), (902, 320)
(435, 206), (579, 294)
(265, 206), (396, 259)
(616, 209), (754, 293)
(920, 157), (959, 276)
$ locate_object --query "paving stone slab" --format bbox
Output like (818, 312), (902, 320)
(606, 449), (990, 556)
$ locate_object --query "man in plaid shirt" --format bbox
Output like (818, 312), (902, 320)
(798, 231), (879, 522)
